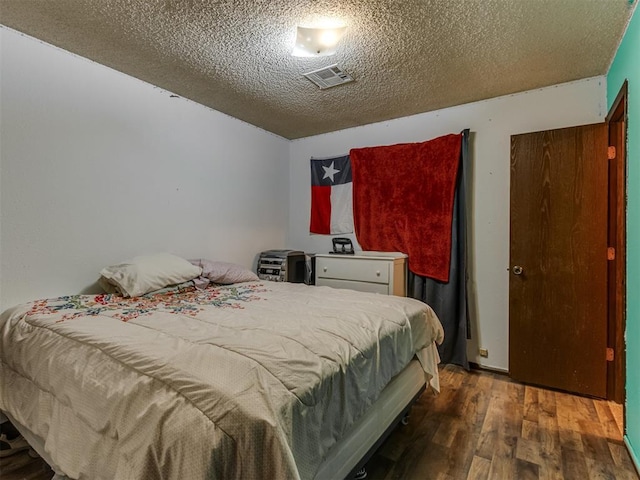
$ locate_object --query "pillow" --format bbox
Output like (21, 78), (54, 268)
(141, 280), (197, 298)
(190, 259), (259, 284)
(100, 253), (202, 297)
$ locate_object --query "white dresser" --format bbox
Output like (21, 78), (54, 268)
(314, 252), (408, 296)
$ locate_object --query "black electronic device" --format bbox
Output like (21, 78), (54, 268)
(257, 250), (306, 282)
(330, 237), (355, 255)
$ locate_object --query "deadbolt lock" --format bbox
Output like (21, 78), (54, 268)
(512, 265), (523, 275)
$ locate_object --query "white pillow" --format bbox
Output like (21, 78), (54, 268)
(100, 253), (202, 297)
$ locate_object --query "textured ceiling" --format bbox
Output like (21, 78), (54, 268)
(0, 0), (635, 139)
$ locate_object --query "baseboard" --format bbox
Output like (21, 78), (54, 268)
(468, 362), (509, 375)
(624, 436), (640, 477)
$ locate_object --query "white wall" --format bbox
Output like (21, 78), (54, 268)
(0, 28), (290, 310)
(288, 77), (607, 370)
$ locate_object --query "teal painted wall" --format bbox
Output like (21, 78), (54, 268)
(607, 3), (640, 467)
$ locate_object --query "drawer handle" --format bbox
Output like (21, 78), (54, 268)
(376, 271), (380, 276)
(323, 267), (327, 272)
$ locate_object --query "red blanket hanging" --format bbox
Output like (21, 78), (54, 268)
(350, 133), (462, 282)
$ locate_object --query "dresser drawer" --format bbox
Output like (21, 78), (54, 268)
(316, 278), (389, 295)
(316, 256), (389, 284)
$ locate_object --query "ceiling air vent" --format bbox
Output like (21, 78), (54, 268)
(303, 64), (354, 89)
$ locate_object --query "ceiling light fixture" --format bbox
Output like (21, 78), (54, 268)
(292, 25), (347, 57)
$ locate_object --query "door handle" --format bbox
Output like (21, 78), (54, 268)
(512, 265), (523, 275)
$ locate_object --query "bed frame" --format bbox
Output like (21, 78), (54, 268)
(315, 359), (426, 479)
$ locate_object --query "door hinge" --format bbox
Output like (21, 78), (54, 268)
(607, 347), (615, 362)
(607, 247), (616, 260)
(608, 146), (616, 160)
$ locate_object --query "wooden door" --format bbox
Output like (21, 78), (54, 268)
(509, 124), (608, 398)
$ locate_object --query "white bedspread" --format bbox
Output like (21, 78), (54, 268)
(0, 282), (443, 480)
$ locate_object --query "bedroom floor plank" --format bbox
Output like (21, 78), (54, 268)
(466, 455), (491, 480)
(367, 365), (638, 480)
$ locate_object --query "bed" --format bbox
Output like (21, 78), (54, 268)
(0, 278), (443, 479)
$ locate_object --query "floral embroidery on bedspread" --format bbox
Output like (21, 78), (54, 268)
(25, 283), (267, 322)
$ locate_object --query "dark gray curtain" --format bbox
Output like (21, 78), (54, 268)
(408, 129), (469, 368)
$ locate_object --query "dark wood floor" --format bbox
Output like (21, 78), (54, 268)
(0, 448), (53, 480)
(366, 364), (638, 479)
(2, 365), (638, 480)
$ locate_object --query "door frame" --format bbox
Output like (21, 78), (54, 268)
(605, 80), (628, 404)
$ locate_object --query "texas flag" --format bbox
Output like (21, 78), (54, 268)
(310, 155), (353, 234)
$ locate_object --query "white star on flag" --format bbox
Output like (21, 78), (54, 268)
(322, 162), (340, 183)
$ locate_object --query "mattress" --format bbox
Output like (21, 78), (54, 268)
(0, 281), (443, 479)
